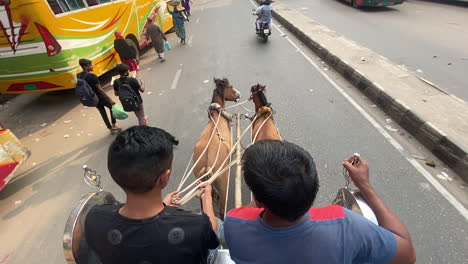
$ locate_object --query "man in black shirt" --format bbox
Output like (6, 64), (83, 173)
(85, 126), (219, 264)
(113, 64), (147, 126)
(78, 59), (121, 134)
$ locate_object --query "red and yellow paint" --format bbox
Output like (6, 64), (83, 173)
(0, 126), (30, 191)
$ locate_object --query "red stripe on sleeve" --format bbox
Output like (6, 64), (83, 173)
(310, 205), (345, 220)
(227, 207), (264, 220)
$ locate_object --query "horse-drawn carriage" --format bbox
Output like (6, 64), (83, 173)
(63, 78), (375, 263)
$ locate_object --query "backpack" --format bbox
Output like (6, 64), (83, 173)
(75, 72), (99, 107)
(118, 79), (141, 112)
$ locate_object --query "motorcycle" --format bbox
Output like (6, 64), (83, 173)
(257, 22), (271, 42)
(253, 10), (271, 42)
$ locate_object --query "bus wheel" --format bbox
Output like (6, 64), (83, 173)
(126, 39), (140, 62)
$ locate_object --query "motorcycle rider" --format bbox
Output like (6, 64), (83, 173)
(254, 0), (273, 33)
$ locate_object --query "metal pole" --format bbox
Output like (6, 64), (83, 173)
(235, 113), (242, 208)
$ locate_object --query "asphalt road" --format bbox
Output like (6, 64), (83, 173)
(0, 0), (467, 263)
(281, 0), (468, 101)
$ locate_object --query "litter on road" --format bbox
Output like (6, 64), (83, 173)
(385, 125), (399, 132)
(425, 160), (436, 167)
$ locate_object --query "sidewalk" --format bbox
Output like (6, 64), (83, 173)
(261, 0), (468, 181)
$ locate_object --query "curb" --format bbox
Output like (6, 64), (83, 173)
(258, 0), (468, 182)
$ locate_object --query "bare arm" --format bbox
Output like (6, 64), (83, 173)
(139, 81), (145, 93)
(200, 183), (218, 232)
(343, 157), (416, 264)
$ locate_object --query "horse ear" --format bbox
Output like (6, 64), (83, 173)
(261, 85), (266, 91)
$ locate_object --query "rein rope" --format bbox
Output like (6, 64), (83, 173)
(175, 94), (280, 206)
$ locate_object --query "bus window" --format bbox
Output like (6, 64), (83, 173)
(53, 0), (85, 12)
(47, 0), (64, 14)
(85, 0), (99, 6)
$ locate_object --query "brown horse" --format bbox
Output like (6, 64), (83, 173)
(250, 84), (281, 142)
(193, 78), (240, 218)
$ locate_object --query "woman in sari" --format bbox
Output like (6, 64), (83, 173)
(167, 1), (187, 44)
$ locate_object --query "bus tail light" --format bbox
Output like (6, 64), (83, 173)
(34, 22), (61, 56)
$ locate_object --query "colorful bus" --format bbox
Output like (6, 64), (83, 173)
(0, 0), (173, 94)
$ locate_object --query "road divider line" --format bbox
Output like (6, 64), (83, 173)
(170, 69), (182, 90)
(196, 18), (200, 24)
(248, 0), (468, 220)
(188, 35), (194, 45)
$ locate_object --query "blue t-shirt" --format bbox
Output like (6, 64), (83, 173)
(225, 205), (396, 264)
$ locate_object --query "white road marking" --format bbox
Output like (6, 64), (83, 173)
(170, 69), (182, 90)
(248, 0), (468, 220)
(196, 18), (200, 24)
(188, 35), (194, 45)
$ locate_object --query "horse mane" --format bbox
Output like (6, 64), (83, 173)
(211, 78), (228, 103)
(258, 91), (269, 107)
(252, 84), (269, 107)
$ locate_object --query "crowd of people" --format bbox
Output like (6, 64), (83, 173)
(77, 0), (190, 131)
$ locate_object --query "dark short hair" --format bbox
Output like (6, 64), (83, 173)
(108, 126), (179, 193)
(79, 58), (92, 69)
(116, 64), (129, 75)
(242, 140), (319, 221)
(147, 17), (153, 22)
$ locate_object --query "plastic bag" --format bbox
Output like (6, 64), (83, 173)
(112, 104), (129, 120)
(165, 41), (172, 51)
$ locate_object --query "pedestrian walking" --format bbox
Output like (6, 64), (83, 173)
(77, 59), (121, 135)
(167, 1), (187, 44)
(113, 31), (139, 73)
(113, 64), (147, 126)
(146, 18), (167, 63)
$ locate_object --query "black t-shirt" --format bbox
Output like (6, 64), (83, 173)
(77, 72), (106, 101)
(113, 77), (143, 104)
(85, 204), (219, 264)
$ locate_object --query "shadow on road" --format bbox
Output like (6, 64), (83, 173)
(0, 136), (112, 220)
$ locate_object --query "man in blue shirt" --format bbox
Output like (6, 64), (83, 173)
(254, 0), (273, 32)
(225, 140), (416, 264)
